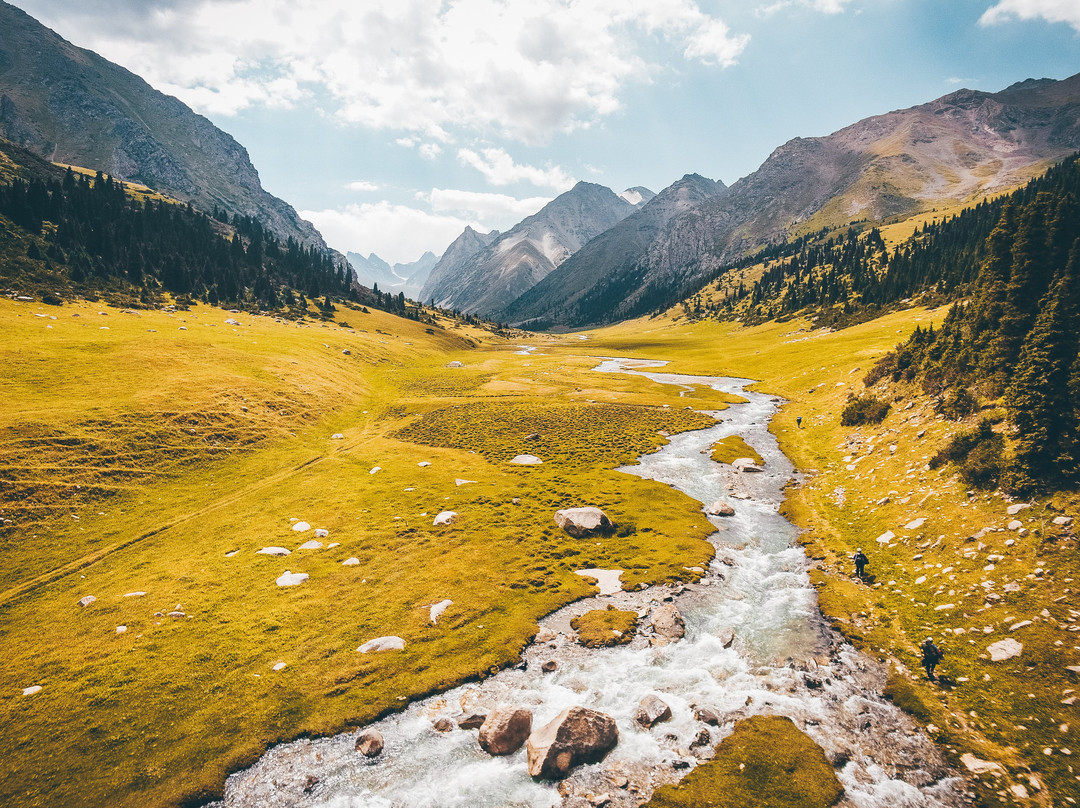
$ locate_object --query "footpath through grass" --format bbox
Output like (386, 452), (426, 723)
(0, 300), (718, 808)
(583, 310), (1080, 807)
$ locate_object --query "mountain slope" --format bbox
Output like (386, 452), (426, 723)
(420, 225), (499, 305)
(0, 1), (324, 248)
(511, 72), (1080, 329)
(503, 174), (727, 326)
(420, 181), (636, 315)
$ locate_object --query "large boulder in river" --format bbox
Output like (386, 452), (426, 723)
(355, 730), (384, 757)
(478, 707), (533, 756)
(635, 694), (672, 728)
(554, 507), (613, 537)
(527, 706), (618, 780)
(652, 603), (686, 640)
(732, 458), (764, 472)
(704, 500), (735, 516)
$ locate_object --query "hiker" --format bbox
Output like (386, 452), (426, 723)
(852, 547), (869, 577)
(796, 415), (803, 428)
(921, 637), (943, 681)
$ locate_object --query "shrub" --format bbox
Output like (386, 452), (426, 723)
(929, 418), (1003, 488)
(938, 387), (976, 420)
(840, 395), (890, 426)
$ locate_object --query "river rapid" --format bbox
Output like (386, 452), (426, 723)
(208, 358), (968, 808)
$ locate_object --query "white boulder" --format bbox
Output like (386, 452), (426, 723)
(987, 638), (1023, 661)
(554, 507), (613, 537)
(430, 599), (453, 623)
(292, 521), (311, 532)
(510, 455), (543, 465)
(276, 571), (309, 587)
(22, 686), (42, 696)
(732, 457), (764, 472)
(358, 636), (406, 653)
(433, 511), (458, 526)
(257, 547), (291, 557)
(704, 500), (735, 516)
(314, 528), (329, 538)
(342, 557), (360, 566)
(78, 595), (96, 608)
(298, 540), (323, 550)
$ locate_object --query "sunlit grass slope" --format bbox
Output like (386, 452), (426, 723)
(580, 310), (1080, 806)
(0, 300), (718, 808)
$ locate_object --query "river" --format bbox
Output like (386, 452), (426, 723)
(208, 358), (965, 808)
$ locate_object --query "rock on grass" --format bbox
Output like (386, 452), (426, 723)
(643, 715), (843, 808)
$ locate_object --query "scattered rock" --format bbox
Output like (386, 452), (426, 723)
(458, 713), (487, 730)
(292, 521), (311, 532)
(77, 595), (96, 608)
(123, 591), (146, 597)
(987, 638), (1023, 661)
(1053, 516), (1074, 527)
(22, 685), (42, 696)
(695, 706), (721, 726)
(1007, 520), (1023, 531)
(510, 454), (543, 465)
(446, 361), (463, 368)
(342, 557), (360, 566)
(331, 433), (344, 440)
(690, 728), (712, 749)
(429, 599), (453, 624)
(479, 708), (533, 756)
(298, 540), (323, 550)
(525, 433), (541, 441)
(358, 636), (406, 653)
(1006, 503), (1031, 516)
(717, 628), (735, 648)
(875, 531), (895, 545)
(342, 349), (351, 356)
(314, 528), (330, 538)
(303, 774), (319, 793)
(732, 458), (764, 472)
(542, 660), (558, 673)
(369, 466), (382, 475)
(225, 550), (239, 558)
(433, 511), (458, 526)
(635, 695), (672, 728)
(1010, 620), (1033, 631)
(433, 717), (456, 733)
(116, 625), (127, 634)
(704, 500), (735, 517)
(276, 571), (309, 587)
(257, 547), (291, 557)
(355, 730), (384, 757)
(905, 517), (926, 530)
(455, 478), (476, 486)
(960, 753), (1004, 775)
(272, 662), (287, 671)
(554, 507), (613, 537)
(167, 611), (186, 619)
(536, 627), (557, 643)
(652, 603), (685, 640)
(526, 706), (618, 779)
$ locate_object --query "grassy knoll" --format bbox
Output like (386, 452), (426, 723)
(570, 606), (637, 648)
(0, 299), (719, 808)
(709, 435), (764, 467)
(645, 715), (843, 808)
(579, 310), (1080, 806)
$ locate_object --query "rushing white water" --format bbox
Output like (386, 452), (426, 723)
(209, 359), (965, 808)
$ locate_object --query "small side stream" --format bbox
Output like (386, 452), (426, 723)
(209, 359), (965, 808)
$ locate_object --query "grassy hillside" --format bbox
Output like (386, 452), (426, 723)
(0, 299), (721, 808)
(581, 310), (1080, 807)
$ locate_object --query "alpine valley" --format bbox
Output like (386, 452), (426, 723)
(1, 4), (1080, 808)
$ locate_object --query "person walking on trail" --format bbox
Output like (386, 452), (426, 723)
(796, 416), (803, 428)
(852, 548), (869, 577)
(921, 637), (944, 681)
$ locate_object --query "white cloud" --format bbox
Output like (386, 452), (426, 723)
(980, 0), (1080, 31)
(301, 201), (476, 265)
(457, 147), (575, 190)
(346, 180), (380, 192)
(755, 0), (853, 17)
(418, 143), (443, 160)
(418, 188), (552, 218)
(20, 0), (749, 144)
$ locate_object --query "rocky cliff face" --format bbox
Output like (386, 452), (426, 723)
(0, 1), (325, 248)
(421, 181), (636, 315)
(502, 173), (727, 326)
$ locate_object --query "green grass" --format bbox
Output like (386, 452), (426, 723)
(709, 435), (764, 466)
(0, 298), (719, 808)
(645, 715), (843, 808)
(570, 606), (637, 647)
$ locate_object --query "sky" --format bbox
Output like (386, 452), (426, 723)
(9, 0), (1080, 264)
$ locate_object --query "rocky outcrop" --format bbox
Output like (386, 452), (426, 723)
(478, 708), (533, 756)
(357, 636), (406, 653)
(554, 507), (613, 537)
(526, 706), (618, 779)
(704, 500), (735, 516)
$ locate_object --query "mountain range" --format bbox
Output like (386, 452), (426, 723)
(423, 72), (1080, 329)
(419, 181), (647, 314)
(0, 0), (324, 250)
(346, 250), (439, 300)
